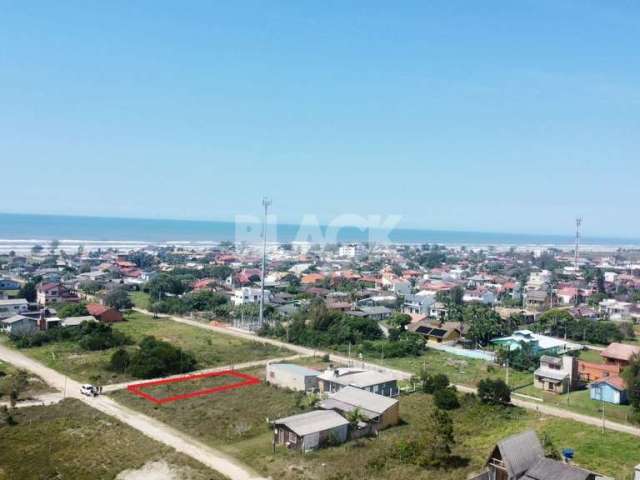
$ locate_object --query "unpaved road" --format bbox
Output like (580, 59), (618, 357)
(0, 343), (266, 480)
(139, 309), (640, 438)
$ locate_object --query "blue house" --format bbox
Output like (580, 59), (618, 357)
(589, 377), (628, 405)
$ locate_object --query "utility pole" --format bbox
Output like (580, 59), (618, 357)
(575, 217), (582, 273)
(259, 197), (271, 329)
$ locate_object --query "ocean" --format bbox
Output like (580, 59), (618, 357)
(0, 213), (638, 253)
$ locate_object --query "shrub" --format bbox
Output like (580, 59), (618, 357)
(109, 348), (131, 373)
(127, 336), (196, 378)
(477, 378), (511, 405)
(423, 373), (450, 394)
(434, 386), (460, 410)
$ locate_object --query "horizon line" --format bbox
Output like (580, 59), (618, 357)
(1, 211), (639, 243)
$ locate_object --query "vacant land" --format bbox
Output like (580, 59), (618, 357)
(377, 348), (532, 389)
(0, 399), (224, 480)
(0, 311), (288, 384)
(111, 364), (639, 479)
(0, 360), (53, 401)
(112, 367), (302, 445)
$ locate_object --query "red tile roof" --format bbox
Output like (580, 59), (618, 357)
(86, 303), (109, 316)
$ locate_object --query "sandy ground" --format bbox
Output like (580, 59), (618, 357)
(116, 460), (181, 480)
(0, 343), (266, 480)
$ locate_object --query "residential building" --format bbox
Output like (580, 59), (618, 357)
(0, 298), (29, 319)
(600, 342), (640, 369)
(402, 293), (436, 315)
(86, 303), (124, 323)
(272, 410), (350, 452)
(533, 355), (578, 394)
(0, 278), (20, 290)
(265, 363), (320, 392)
(317, 367), (399, 397)
(599, 299), (632, 321)
(491, 330), (578, 355)
(524, 290), (548, 311)
(338, 244), (366, 259)
(589, 376), (628, 405)
(408, 320), (462, 344)
(36, 282), (79, 306)
(232, 287), (272, 306)
(463, 290), (496, 305)
(471, 430), (598, 480)
(578, 361), (620, 383)
(319, 385), (399, 432)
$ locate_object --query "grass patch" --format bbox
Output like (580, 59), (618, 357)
(130, 291), (151, 309)
(0, 398), (224, 480)
(579, 348), (604, 364)
(1, 311), (288, 384)
(378, 348), (532, 389)
(0, 360), (54, 401)
(110, 365), (640, 479)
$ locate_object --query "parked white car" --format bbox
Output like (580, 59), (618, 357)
(80, 384), (97, 397)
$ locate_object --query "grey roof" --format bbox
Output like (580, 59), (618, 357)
(494, 430), (544, 478)
(62, 316), (97, 327)
(268, 363), (320, 377)
(527, 290), (548, 301)
(1, 314), (34, 325)
(0, 298), (28, 306)
(318, 368), (398, 388)
(522, 457), (593, 480)
(534, 367), (568, 382)
(320, 386), (397, 416)
(274, 410), (349, 436)
(359, 306), (392, 315)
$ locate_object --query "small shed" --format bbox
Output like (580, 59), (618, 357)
(266, 363), (320, 392)
(273, 410), (349, 451)
(589, 377), (628, 405)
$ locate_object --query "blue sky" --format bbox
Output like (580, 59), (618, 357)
(1, 1), (639, 237)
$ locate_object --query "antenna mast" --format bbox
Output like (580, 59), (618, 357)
(259, 197), (272, 329)
(574, 217), (582, 272)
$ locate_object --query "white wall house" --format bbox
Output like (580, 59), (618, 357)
(338, 244), (366, 259)
(232, 287), (272, 306)
(599, 299), (632, 321)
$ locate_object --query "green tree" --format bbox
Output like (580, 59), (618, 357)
(18, 281), (37, 303)
(128, 336), (196, 378)
(421, 408), (456, 467)
(434, 386), (460, 410)
(104, 287), (133, 310)
(109, 348), (131, 373)
(477, 378), (511, 405)
(622, 354), (640, 420)
(57, 303), (89, 319)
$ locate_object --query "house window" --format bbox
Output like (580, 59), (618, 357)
(288, 431), (297, 443)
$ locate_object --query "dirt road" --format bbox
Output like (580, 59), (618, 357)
(0, 343), (266, 480)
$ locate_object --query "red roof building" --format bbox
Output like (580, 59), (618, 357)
(86, 303), (124, 323)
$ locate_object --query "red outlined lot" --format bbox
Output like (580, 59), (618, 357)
(127, 370), (260, 405)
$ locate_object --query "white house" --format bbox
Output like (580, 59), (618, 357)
(338, 244), (366, 259)
(599, 299), (632, 321)
(604, 271), (618, 284)
(463, 290), (496, 305)
(232, 287), (272, 306)
(266, 363), (320, 392)
(0, 298), (29, 320)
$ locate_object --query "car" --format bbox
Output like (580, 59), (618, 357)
(80, 384), (97, 397)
